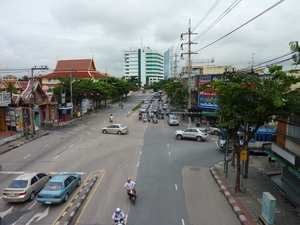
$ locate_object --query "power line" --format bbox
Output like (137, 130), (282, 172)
(193, 0), (241, 42)
(194, 0), (285, 52)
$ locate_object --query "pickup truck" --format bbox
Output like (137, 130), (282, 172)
(209, 125), (220, 135)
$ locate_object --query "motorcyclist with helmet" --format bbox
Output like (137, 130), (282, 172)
(112, 207), (125, 224)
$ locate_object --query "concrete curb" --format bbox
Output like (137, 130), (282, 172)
(210, 163), (251, 225)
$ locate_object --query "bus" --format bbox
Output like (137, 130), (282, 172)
(217, 127), (276, 152)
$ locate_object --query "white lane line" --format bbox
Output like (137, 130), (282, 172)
(53, 155), (59, 160)
(28, 201), (37, 210)
(80, 137), (83, 140)
(169, 152), (171, 155)
(175, 183), (178, 190)
(182, 219), (185, 225)
(140, 151), (142, 155)
(69, 144), (73, 148)
(44, 144), (49, 148)
(167, 144), (169, 147)
(137, 161), (140, 167)
(93, 128), (96, 130)
(24, 154), (31, 159)
(87, 132), (90, 135)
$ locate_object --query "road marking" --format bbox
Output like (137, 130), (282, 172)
(26, 207), (49, 225)
(0, 206), (14, 220)
(80, 137), (83, 140)
(169, 152), (171, 155)
(74, 170), (106, 225)
(140, 151), (142, 155)
(69, 144), (73, 148)
(87, 132), (90, 135)
(137, 161), (140, 167)
(53, 155), (59, 160)
(175, 183), (178, 190)
(93, 128), (96, 130)
(44, 144), (49, 148)
(24, 154), (31, 159)
(28, 201), (37, 210)
(182, 219), (185, 225)
(167, 144), (169, 147)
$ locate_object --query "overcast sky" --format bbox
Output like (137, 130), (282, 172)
(0, 0), (298, 78)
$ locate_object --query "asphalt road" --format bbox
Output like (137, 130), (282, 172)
(0, 93), (240, 225)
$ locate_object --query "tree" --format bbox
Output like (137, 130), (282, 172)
(199, 68), (300, 193)
(19, 75), (29, 81)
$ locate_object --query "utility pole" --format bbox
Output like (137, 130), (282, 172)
(181, 19), (197, 125)
(70, 71), (74, 119)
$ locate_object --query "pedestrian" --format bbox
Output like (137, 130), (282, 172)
(268, 156), (271, 165)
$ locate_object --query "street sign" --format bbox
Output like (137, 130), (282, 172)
(240, 150), (247, 161)
(62, 109), (67, 114)
(23, 114), (28, 119)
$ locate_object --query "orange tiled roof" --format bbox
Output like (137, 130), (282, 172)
(40, 59), (107, 79)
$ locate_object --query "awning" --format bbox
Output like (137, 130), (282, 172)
(202, 111), (218, 118)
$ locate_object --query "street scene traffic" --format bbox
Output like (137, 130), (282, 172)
(0, 92), (242, 225)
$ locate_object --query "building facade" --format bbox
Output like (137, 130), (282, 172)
(123, 47), (164, 86)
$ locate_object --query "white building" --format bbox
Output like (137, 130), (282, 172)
(123, 47), (164, 86)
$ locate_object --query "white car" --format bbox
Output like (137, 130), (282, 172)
(102, 124), (129, 135)
(167, 114), (179, 126)
(175, 127), (208, 142)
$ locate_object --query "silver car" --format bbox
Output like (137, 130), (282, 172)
(167, 114), (179, 126)
(3, 172), (52, 202)
(102, 124), (129, 135)
(175, 127), (208, 142)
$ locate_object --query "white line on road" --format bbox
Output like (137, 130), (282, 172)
(93, 128), (96, 130)
(43, 144), (49, 148)
(182, 219), (185, 225)
(28, 201), (37, 210)
(137, 161), (139, 167)
(175, 183), (178, 190)
(167, 144), (169, 147)
(24, 154), (31, 159)
(80, 137), (83, 140)
(53, 155), (59, 160)
(169, 152), (171, 155)
(140, 151), (142, 155)
(87, 132), (90, 135)
(69, 144), (73, 148)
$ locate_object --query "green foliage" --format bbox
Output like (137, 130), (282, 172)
(7, 82), (18, 94)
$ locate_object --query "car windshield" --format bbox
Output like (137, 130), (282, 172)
(8, 180), (28, 188)
(170, 115), (178, 119)
(44, 182), (62, 190)
(120, 124), (126, 128)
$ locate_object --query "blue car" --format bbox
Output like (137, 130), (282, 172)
(37, 173), (81, 204)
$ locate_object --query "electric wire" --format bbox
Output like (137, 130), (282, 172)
(193, 0), (241, 42)
(194, 0), (285, 53)
(192, 0), (221, 33)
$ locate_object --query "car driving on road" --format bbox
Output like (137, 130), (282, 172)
(175, 127), (208, 142)
(167, 114), (179, 126)
(2, 172), (52, 202)
(102, 124), (129, 135)
(37, 173), (81, 204)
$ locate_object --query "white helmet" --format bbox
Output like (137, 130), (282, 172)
(116, 207), (121, 212)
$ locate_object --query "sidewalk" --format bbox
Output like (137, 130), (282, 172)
(181, 118), (300, 225)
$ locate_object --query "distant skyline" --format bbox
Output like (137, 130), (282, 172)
(0, 0), (298, 78)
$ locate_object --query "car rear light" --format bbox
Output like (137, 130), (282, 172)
(54, 196), (61, 198)
(3, 192), (6, 196)
(37, 195), (43, 198)
(19, 192), (26, 196)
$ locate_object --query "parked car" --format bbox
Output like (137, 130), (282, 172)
(102, 124), (129, 135)
(2, 172), (52, 202)
(175, 127), (208, 142)
(37, 173), (81, 204)
(167, 114), (179, 126)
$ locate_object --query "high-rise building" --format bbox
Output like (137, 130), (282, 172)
(123, 47), (164, 86)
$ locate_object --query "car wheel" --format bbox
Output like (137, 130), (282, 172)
(176, 134), (183, 140)
(196, 136), (203, 142)
(64, 193), (69, 202)
(77, 179), (81, 187)
(103, 130), (107, 134)
(29, 191), (35, 201)
(117, 131), (122, 135)
(214, 131), (219, 135)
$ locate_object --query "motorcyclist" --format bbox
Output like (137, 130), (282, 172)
(112, 207), (125, 224)
(124, 177), (136, 198)
(109, 114), (113, 122)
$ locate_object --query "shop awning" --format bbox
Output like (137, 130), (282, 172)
(202, 111), (218, 118)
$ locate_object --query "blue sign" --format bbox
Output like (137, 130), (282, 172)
(62, 109), (67, 115)
(23, 114), (29, 119)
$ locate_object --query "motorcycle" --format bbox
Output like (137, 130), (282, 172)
(152, 116), (158, 124)
(139, 114), (142, 121)
(109, 115), (113, 123)
(114, 221), (125, 225)
(143, 117), (147, 123)
(128, 189), (137, 205)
